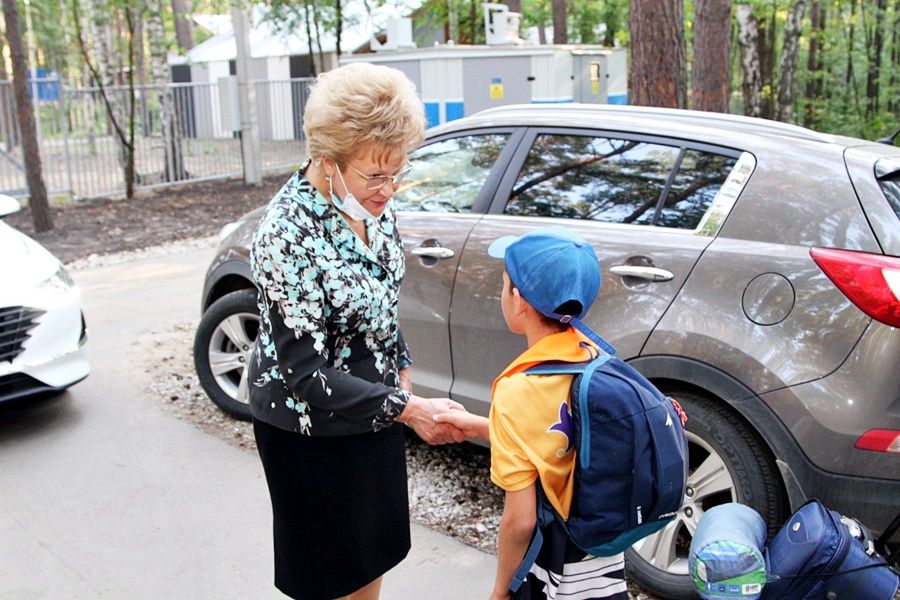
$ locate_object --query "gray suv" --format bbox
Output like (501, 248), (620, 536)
(194, 104), (900, 598)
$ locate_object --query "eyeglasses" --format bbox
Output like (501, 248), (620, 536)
(346, 162), (414, 191)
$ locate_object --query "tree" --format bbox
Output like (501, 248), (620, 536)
(628, 0), (686, 108)
(863, 0), (888, 117)
(551, 0), (566, 44)
(148, 0), (186, 181)
(73, 0), (139, 198)
(2, 0), (52, 232)
(171, 0), (193, 51)
(736, 4), (763, 117)
(803, 0), (825, 127)
(774, 0), (807, 123)
(691, 0), (731, 112)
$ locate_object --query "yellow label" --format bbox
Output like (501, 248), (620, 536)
(490, 83), (504, 100)
(592, 81), (600, 96)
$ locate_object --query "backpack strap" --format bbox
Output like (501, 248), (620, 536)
(574, 354), (613, 469)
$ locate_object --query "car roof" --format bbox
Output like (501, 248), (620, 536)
(426, 103), (870, 151)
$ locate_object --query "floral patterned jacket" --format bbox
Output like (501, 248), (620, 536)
(247, 167), (412, 436)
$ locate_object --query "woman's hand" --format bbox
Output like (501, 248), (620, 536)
(397, 395), (467, 445)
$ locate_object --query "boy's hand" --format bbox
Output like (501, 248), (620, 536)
(433, 409), (490, 442)
(398, 396), (467, 444)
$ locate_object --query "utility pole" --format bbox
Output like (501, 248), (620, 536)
(230, 6), (261, 185)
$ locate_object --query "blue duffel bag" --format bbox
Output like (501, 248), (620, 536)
(763, 498), (900, 600)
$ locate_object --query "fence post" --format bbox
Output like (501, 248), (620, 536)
(230, 7), (261, 185)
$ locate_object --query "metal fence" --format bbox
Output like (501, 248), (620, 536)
(0, 77), (313, 200)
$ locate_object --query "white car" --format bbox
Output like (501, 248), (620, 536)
(0, 194), (88, 403)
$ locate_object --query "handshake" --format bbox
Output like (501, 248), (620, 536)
(396, 395), (487, 445)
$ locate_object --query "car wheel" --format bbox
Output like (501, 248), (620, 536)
(193, 289), (259, 420)
(625, 390), (787, 599)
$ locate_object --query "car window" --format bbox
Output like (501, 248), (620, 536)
(394, 133), (509, 213)
(503, 134), (736, 230)
(656, 150), (738, 229)
(875, 165), (900, 221)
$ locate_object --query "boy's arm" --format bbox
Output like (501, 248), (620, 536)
(491, 483), (538, 600)
(433, 408), (490, 442)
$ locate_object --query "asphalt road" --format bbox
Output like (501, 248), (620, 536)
(0, 247), (494, 599)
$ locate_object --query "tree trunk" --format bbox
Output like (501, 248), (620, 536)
(87, 0), (128, 172)
(891, 6), (899, 115)
(505, 0), (521, 13)
(757, 10), (777, 118)
(1, 0), (51, 231)
(691, 0), (731, 112)
(552, 0), (566, 44)
(803, 0), (825, 127)
(335, 0), (342, 57)
(735, 4), (763, 117)
(865, 0), (887, 116)
(628, 0), (686, 108)
(171, 0), (193, 51)
(303, 0), (316, 76)
(774, 0), (807, 123)
(148, 0), (185, 182)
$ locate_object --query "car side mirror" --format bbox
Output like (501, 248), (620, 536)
(0, 194), (21, 218)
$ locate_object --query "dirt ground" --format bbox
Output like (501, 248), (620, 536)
(5, 173), (292, 264)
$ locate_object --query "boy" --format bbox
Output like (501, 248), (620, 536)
(436, 227), (628, 600)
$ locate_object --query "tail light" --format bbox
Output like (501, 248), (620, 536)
(810, 248), (900, 328)
(855, 429), (900, 453)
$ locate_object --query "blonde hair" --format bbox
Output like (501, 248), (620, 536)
(303, 62), (427, 166)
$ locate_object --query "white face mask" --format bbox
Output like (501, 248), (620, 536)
(329, 168), (378, 221)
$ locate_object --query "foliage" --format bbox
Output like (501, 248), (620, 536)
(1, 0), (898, 140)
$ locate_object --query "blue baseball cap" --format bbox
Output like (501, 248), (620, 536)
(487, 227), (601, 321)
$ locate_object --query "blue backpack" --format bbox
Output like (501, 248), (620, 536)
(510, 332), (688, 590)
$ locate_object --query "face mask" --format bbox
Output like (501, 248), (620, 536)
(329, 168), (378, 221)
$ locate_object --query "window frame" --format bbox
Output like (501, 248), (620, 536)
(485, 126), (744, 233)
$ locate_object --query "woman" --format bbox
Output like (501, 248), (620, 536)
(247, 62), (463, 600)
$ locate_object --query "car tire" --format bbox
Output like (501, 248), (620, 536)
(625, 390), (787, 599)
(193, 289), (259, 421)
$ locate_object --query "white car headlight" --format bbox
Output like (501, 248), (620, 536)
(38, 264), (75, 292)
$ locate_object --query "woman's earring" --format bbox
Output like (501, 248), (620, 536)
(326, 175), (334, 196)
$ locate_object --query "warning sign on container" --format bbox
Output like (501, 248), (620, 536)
(490, 77), (504, 100)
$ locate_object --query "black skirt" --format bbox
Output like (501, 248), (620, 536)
(253, 419), (411, 599)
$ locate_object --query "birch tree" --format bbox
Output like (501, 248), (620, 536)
(736, 4), (763, 117)
(691, 0), (731, 112)
(774, 0), (807, 123)
(148, 0), (185, 181)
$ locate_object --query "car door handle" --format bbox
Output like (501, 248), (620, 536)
(609, 265), (674, 282)
(411, 246), (455, 259)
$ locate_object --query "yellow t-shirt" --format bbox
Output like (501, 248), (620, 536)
(489, 328), (598, 520)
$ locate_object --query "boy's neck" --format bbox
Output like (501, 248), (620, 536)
(524, 321), (568, 348)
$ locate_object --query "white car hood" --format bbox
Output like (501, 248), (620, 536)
(0, 219), (59, 291)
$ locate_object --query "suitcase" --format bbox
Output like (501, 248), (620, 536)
(763, 499), (900, 600)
